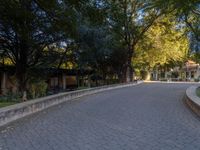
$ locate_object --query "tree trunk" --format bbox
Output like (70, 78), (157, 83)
(126, 65), (134, 82)
(145, 71), (151, 81)
(1, 72), (7, 95)
(15, 46), (28, 101)
(15, 62), (27, 101)
(126, 48), (134, 83)
(102, 72), (107, 85)
(117, 71), (123, 83)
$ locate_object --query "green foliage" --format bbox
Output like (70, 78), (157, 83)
(153, 0), (200, 41)
(0, 91), (21, 102)
(104, 0), (164, 81)
(29, 79), (48, 99)
(0, 0), (82, 93)
(133, 15), (189, 70)
(152, 0), (199, 71)
(0, 0), (197, 95)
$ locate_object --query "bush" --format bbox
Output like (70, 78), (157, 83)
(29, 79), (48, 99)
(0, 91), (21, 102)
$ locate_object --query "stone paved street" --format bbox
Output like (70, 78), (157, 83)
(1, 83), (200, 150)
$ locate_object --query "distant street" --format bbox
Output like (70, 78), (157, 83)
(1, 83), (200, 150)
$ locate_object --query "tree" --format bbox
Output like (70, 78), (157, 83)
(105, 0), (164, 82)
(133, 15), (189, 78)
(152, 0), (200, 41)
(0, 0), (81, 97)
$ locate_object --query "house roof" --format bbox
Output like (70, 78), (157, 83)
(183, 60), (199, 71)
(186, 60), (198, 65)
(0, 65), (93, 76)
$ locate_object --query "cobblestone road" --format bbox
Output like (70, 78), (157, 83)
(1, 83), (200, 150)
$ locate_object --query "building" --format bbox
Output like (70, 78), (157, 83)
(151, 60), (200, 82)
(183, 60), (200, 81)
(0, 66), (92, 95)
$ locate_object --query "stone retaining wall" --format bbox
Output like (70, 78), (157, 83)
(185, 86), (200, 116)
(0, 81), (142, 127)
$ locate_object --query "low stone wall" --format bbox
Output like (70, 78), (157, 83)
(0, 81), (142, 127)
(185, 86), (200, 116)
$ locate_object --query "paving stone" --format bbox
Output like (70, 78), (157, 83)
(0, 83), (200, 150)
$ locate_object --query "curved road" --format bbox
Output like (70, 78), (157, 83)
(1, 83), (200, 150)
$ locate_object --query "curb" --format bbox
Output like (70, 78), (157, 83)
(0, 81), (143, 127)
(185, 86), (200, 117)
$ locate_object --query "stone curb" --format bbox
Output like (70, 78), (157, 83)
(0, 81), (143, 127)
(185, 86), (200, 117)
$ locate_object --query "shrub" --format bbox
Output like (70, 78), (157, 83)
(0, 91), (21, 102)
(29, 79), (48, 99)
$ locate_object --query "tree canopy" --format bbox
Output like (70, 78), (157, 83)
(0, 0), (199, 98)
(133, 15), (189, 71)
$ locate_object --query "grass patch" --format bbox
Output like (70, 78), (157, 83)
(0, 102), (17, 108)
(196, 87), (200, 98)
